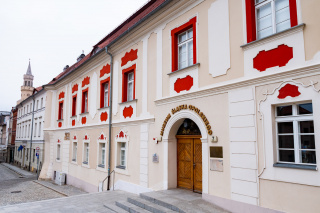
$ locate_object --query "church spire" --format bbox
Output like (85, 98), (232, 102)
(26, 59), (32, 75)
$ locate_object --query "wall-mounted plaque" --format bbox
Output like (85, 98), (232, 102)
(64, 132), (70, 140)
(210, 146), (223, 158)
(210, 159), (223, 172)
(152, 153), (159, 163)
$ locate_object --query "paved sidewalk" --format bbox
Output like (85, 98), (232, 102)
(34, 180), (87, 197)
(0, 190), (131, 213)
(1, 163), (35, 177)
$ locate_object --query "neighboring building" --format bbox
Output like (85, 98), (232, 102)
(0, 111), (10, 162)
(6, 107), (17, 163)
(15, 62), (46, 172)
(39, 1), (320, 213)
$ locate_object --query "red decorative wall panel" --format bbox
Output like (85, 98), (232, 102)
(59, 92), (65, 100)
(100, 112), (108, 122)
(72, 119), (76, 126)
(72, 84), (78, 93)
(121, 49), (138, 66)
(58, 122), (62, 128)
(100, 64), (110, 77)
(119, 131), (125, 138)
(81, 116), (87, 125)
(123, 106), (133, 118)
(174, 75), (193, 93)
(278, 84), (301, 99)
(82, 76), (90, 87)
(253, 44), (293, 72)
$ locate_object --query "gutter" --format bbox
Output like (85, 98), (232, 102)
(28, 97), (35, 172)
(42, 0), (172, 88)
(105, 46), (113, 191)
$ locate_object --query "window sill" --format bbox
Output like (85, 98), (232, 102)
(116, 165), (126, 169)
(241, 23), (305, 50)
(119, 99), (137, 105)
(80, 112), (89, 115)
(71, 159), (77, 165)
(115, 166), (129, 176)
(273, 163), (317, 171)
(57, 119), (64, 122)
(98, 106), (110, 110)
(70, 115), (77, 118)
(168, 63), (200, 76)
(98, 164), (105, 168)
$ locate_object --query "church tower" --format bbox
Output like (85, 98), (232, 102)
(17, 60), (34, 104)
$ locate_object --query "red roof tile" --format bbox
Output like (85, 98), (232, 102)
(46, 0), (167, 86)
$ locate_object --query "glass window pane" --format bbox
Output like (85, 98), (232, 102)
(301, 151), (316, 164)
(187, 41), (193, 66)
(178, 32), (187, 43)
(277, 105), (292, 116)
(178, 44), (187, 69)
(128, 82), (133, 101)
(276, 19), (291, 32)
(298, 103), (313, 114)
(275, 0), (289, 12)
(275, 5), (290, 24)
(300, 135), (315, 149)
(299, 121), (314, 133)
(258, 27), (273, 39)
(187, 28), (193, 39)
(279, 150), (295, 162)
(257, 3), (272, 19)
(255, 0), (265, 4)
(278, 122), (293, 133)
(278, 135), (294, 148)
(128, 73), (134, 81)
(257, 14), (272, 31)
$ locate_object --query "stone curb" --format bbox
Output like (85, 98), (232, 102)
(33, 180), (68, 197)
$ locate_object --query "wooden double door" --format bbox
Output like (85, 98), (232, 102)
(177, 136), (202, 193)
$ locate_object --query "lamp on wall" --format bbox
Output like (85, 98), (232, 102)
(211, 135), (218, 143)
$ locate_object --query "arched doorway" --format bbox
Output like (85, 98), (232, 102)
(176, 119), (202, 193)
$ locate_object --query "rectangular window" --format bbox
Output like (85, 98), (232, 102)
(98, 143), (106, 168)
(30, 103), (32, 111)
(122, 64), (136, 102)
(117, 142), (127, 169)
(72, 142), (77, 161)
(27, 105), (29, 113)
(37, 100), (39, 110)
(41, 98), (43, 108)
(171, 17), (197, 72)
(100, 79), (110, 108)
(72, 95), (77, 116)
(33, 149), (35, 162)
(245, 0), (298, 42)
(57, 144), (61, 160)
(34, 123), (37, 137)
(82, 89), (88, 113)
(58, 101), (63, 120)
(28, 124), (30, 138)
(276, 103), (316, 165)
(38, 122), (41, 137)
(83, 142), (89, 164)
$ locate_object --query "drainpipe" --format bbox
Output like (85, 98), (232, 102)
(105, 46), (113, 190)
(28, 97), (35, 171)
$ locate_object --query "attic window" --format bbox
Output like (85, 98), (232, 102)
(52, 78), (56, 81)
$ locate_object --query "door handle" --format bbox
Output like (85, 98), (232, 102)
(193, 163), (196, 168)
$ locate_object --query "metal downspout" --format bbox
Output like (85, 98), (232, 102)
(29, 97), (35, 171)
(105, 46), (113, 190)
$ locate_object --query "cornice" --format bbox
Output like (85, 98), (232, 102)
(155, 63), (320, 106)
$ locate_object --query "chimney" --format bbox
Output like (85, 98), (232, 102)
(77, 50), (85, 62)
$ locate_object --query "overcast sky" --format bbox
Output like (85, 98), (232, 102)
(0, 0), (148, 112)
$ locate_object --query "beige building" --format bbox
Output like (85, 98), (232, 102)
(40, 0), (320, 212)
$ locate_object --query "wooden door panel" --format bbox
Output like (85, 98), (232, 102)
(193, 138), (202, 193)
(177, 138), (193, 190)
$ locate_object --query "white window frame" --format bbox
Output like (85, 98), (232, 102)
(34, 123), (37, 137)
(82, 135), (90, 168)
(38, 122), (41, 138)
(56, 143), (61, 161)
(97, 133), (107, 171)
(104, 82), (109, 107)
(84, 92), (88, 112)
(127, 72), (134, 101)
(114, 130), (129, 174)
(178, 28), (193, 70)
(275, 102), (316, 165)
(72, 139), (78, 163)
(255, 0), (291, 39)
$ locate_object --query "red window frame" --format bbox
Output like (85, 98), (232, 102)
(100, 77), (110, 108)
(245, 0), (298, 43)
(171, 17), (197, 72)
(81, 88), (89, 113)
(122, 64), (136, 102)
(58, 101), (63, 120)
(72, 95), (77, 116)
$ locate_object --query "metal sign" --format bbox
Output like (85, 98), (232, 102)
(152, 153), (159, 163)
